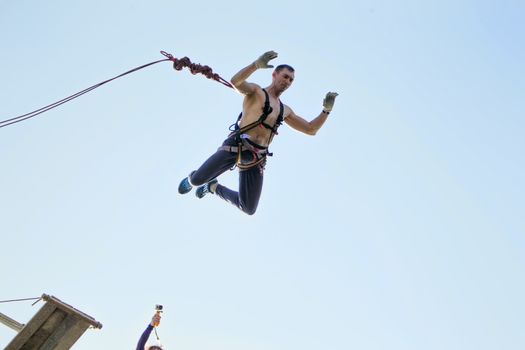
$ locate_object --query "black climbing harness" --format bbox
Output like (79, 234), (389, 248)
(225, 88), (284, 170)
(228, 88), (284, 139)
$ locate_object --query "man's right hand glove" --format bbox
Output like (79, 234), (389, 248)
(254, 51), (278, 69)
(322, 92), (339, 113)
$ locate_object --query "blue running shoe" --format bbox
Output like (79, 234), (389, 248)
(178, 176), (193, 194)
(195, 179), (218, 199)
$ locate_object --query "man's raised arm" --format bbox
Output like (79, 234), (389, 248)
(285, 92), (339, 135)
(230, 51), (278, 95)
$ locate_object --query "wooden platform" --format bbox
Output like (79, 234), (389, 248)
(3, 294), (102, 350)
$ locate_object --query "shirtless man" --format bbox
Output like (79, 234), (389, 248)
(178, 50), (338, 215)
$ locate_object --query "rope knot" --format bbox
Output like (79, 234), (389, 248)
(162, 51), (233, 88)
(160, 51), (174, 60)
(0, 50), (234, 129)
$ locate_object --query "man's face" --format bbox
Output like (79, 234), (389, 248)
(273, 68), (295, 92)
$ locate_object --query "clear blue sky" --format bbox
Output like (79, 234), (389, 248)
(1, 0), (524, 349)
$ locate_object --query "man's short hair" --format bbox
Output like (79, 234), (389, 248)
(274, 64), (295, 73)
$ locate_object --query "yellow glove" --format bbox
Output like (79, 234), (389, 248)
(322, 92), (339, 113)
(254, 51), (278, 69)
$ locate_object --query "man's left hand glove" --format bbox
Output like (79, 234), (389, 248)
(322, 92), (339, 113)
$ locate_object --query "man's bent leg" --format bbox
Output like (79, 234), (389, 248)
(179, 149), (236, 194)
(189, 150), (237, 186)
(214, 165), (263, 215)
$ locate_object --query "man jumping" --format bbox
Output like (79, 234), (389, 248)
(178, 50), (338, 215)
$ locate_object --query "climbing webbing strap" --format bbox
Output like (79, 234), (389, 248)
(217, 140), (267, 155)
(229, 88), (283, 137)
(218, 137), (268, 170)
(237, 156), (266, 170)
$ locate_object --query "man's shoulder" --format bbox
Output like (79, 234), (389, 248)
(236, 81), (262, 96)
(281, 103), (293, 119)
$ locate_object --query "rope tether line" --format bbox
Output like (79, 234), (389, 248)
(0, 297), (41, 304)
(0, 50), (233, 129)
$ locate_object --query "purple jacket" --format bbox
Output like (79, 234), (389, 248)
(136, 324), (153, 350)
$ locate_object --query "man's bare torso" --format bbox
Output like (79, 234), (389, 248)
(237, 87), (288, 147)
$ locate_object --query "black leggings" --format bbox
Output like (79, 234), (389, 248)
(189, 138), (265, 215)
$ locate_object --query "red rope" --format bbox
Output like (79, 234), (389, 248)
(0, 50), (233, 129)
(161, 51), (233, 89)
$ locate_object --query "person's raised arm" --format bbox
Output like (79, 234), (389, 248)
(231, 51), (278, 95)
(135, 313), (161, 350)
(284, 92), (339, 135)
